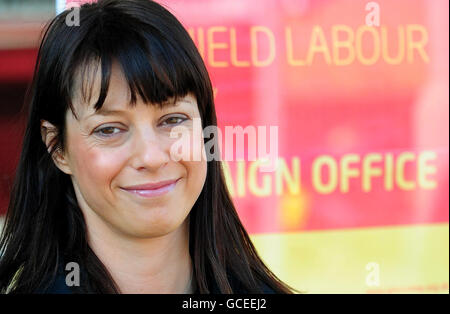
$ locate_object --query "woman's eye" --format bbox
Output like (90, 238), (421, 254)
(94, 126), (122, 137)
(161, 116), (187, 126)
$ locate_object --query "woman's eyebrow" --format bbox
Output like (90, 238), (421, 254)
(86, 99), (194, 118)
(161, 98), (194, 107)
(87, 109), (128, 118)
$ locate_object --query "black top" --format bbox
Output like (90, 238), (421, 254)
(37, 268), (276, 294)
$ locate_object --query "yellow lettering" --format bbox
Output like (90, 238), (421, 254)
(307, 26), (332, 65)
(381, 26), (405, 65)
(250, 26), (276, 67)
(384, 153), (394, 191)
(276, 158), (301, 195)
(230, 27), (250, 67)
(208, 26), (228, 67)
(285, 26), (306, 66)
(417, 151), (437, 189)
(340, 154), (360, 193)
(406, 24), (430, 63)
(312, 155), (338, 194)
(248, 160), (272, 196)
(332, 25), (355, 66)
(222, 161), (235, 197)
(356, 26), (380, 65)
(396, 152), (416, 190)
(236, 160), (246, 197)
(362, 153), (383, 192)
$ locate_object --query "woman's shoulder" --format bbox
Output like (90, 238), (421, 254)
(224, 272), (277, 294)
(2, 263), (73, 294)
(35, 274), (73, 294)
(232, 280), (276, 294)
(35, 262), (73, 294)
(33, 264), (276, 294)
(259, 282), (276, 294)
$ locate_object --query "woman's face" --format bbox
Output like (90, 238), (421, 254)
(47, 62), (207, 239)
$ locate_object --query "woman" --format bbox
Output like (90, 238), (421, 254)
(0, 0), (296, 294)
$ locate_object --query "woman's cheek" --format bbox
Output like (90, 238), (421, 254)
(183, 158), (207, 202)
(71, 142), (126, 190)
(182, 138), (207, 193)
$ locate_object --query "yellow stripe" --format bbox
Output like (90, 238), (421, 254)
(250, 223), (449, 293)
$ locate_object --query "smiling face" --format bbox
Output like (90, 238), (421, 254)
(44, 61), (207, 239)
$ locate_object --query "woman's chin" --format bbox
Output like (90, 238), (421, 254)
(120, 215), (185, 239)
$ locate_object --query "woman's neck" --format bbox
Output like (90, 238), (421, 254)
(85, 216), (193, 294)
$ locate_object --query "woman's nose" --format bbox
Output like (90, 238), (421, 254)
(129, 128), (170, 171)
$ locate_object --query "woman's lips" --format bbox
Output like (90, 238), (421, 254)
(121, 179), (180, 198)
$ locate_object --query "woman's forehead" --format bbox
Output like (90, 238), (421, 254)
(71, 60), (127, 110)
(70, 60), (196, 119)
